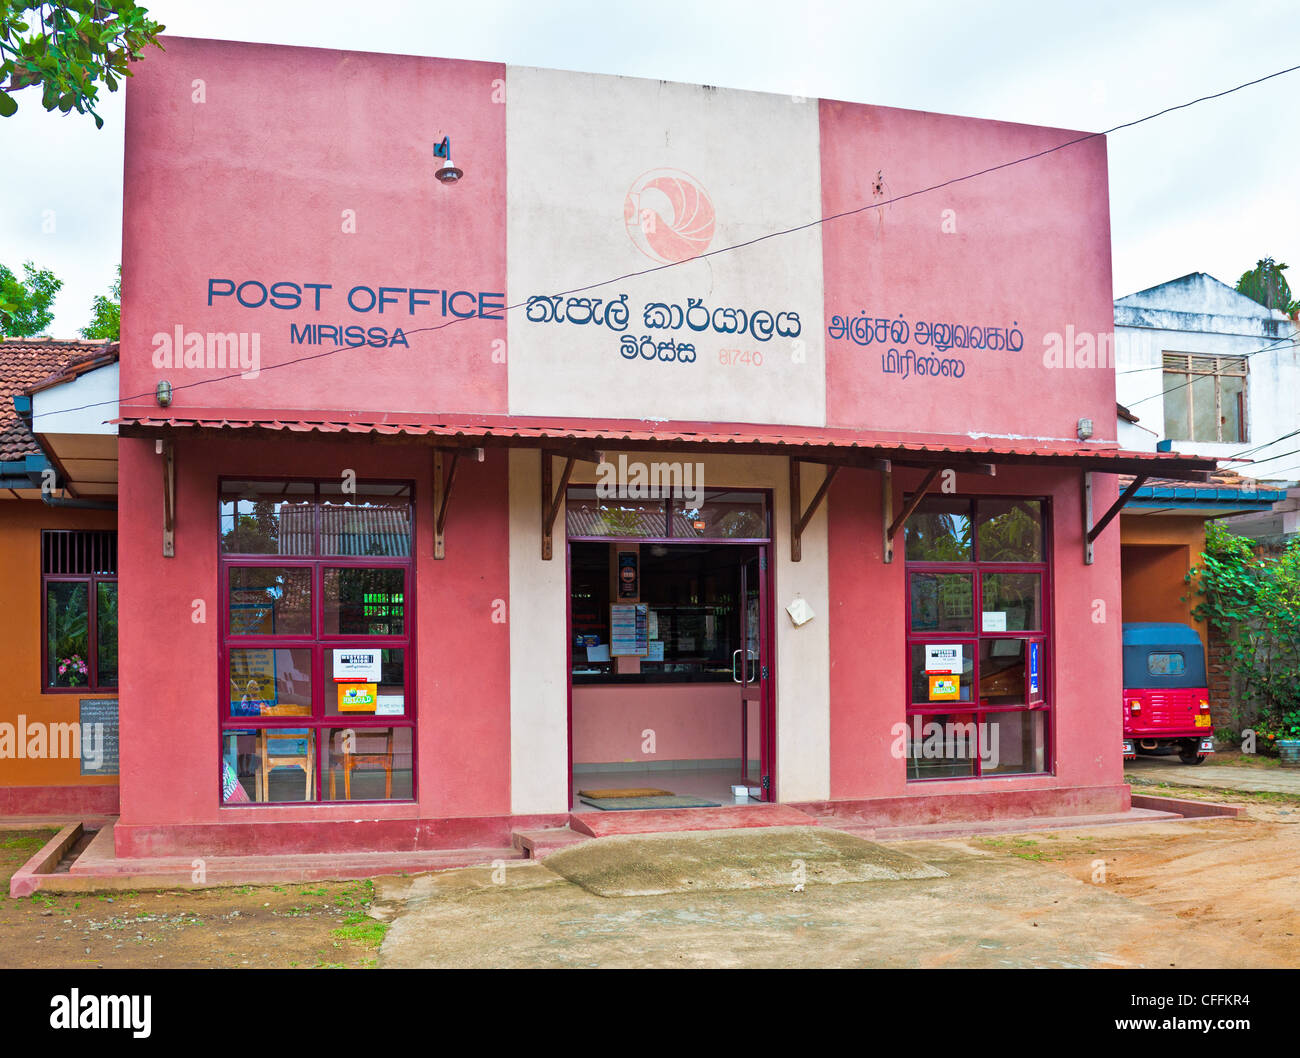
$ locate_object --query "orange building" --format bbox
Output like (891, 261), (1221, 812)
(0, 339), (120, 817)
(1119, 471), (1287, 656)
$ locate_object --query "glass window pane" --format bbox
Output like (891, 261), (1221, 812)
(221, 730), (259, 804)
(1220, 372), (1245, 443)
(46, 581), (90, 687)
(980, 572), (1041, 631)
(1190, 373), (1217, 442)
(904, 712), (978, 779)
(323, 727), (413, 801)
(96, 581), (118, 686)
(905, 497), (972, 561)
(220, 480), (315, 555)
(673, 490), (767, 538)
(1147, 651), (1186, 677)
(910, 573), (973, 632)
(982, 710), (1047, 775)
(976, 499), (1043, 562)
(231, 727), (316, 803)
(1162, 371), (1190, 439)
(978, 639), (1029, 706)
(228, 567), (312, 635)
(228, 648), (312, 717)
(323, 568), (406, 635)
(909, 642), (972, 704)
(326, 649), (405, 716)
(319, 483), (412, 557)
(566, 488), (665, 537)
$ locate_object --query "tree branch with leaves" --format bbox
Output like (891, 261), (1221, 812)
(0, 1), (164, 128)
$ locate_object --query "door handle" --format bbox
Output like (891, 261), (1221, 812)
(732, 649), (744, 684)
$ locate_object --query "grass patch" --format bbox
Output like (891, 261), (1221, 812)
(0, 835), (47, 851)
(1133, 781), (1300, 807)
(331, 912), (388, 948)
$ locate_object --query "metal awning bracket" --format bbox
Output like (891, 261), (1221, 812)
(1084, 472), (1148, 564)
(541, 449), (579, 560)
(789, 458), (840, 562)
(884, 465), (942, 563)
(157, 437), (174, 557)
(434, 448), (471, 559)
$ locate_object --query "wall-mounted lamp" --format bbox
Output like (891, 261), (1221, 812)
(433, 136), (462, 184)
(156, 379), (173, 407)
(1077, 417), (1093, 441)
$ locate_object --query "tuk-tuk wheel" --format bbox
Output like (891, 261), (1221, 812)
(1178, 747), (1206, 765)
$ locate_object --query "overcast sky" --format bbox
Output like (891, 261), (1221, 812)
(1, 0), (1297, 337)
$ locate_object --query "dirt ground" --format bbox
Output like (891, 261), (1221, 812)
(2, 780), (1297, 968)
(377, 792), (1300, 969)
(0, 832), (388, 969)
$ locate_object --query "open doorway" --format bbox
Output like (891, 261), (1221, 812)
(568, 539), (771, 811)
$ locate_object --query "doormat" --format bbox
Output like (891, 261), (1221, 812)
(577, 787), (675, 799)
(579, 795), (722, 811)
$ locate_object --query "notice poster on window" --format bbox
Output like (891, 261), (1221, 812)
(79, 698), (119, 775)
(235, 649), (278, 708)
(1029, 641), (1040, 697)
(981, 611), (1007, 632)
(928, 673), (960, 701)
(610, 603), (649, 656)
(333, 648), (381, 682)
(925, 644), (962, 674)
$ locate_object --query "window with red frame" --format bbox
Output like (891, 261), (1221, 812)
(903, 496), (1050, 780)
(42, 530), (117, 692)
(218, 478), (415, 805)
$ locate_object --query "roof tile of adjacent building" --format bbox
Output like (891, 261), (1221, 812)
(0, 337), (115, 462)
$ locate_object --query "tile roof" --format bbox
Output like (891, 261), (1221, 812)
(0, 338), (114, 462)
(1119, 469), (1290, 504)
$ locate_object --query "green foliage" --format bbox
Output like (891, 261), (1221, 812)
(0, 2), (164, 128)
(80, 263), (119, 339)
(0, 260), (61, 336)
(1186, 522), (1300, 740)
(977, 502), (1043, 562)
(1236, 257), (1299, 317)
(906, 511), (971, 561)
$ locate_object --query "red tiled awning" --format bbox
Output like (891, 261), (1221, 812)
(115, 409), (1218, 479)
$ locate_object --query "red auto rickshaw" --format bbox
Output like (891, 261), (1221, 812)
(1122, 622), (1216, 765)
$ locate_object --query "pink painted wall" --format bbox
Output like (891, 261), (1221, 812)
(826, 465), (1123, 802)
(114, 435), (512, 850)
(121, 37), (507, 420)
(819, 99), (1116, 441)
(571, 683), (740, 764)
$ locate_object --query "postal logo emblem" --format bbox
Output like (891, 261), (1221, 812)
(624, 168), (716, 264)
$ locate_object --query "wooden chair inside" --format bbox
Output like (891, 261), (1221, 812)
(258, 729), (315, 802)
(329, 729), (395, 801)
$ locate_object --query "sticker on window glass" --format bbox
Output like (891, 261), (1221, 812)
(337, 682), (378, 713)
(925, 644), (962, 674)
(981, 611), (1007, 632)
(375, 694), (404, 716)
(928, 673), (960, 701)
(333, 648), (381, 682)
(1029, 641), (1040, 696)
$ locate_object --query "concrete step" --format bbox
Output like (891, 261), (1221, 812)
(511, 827), (591, 859)
(570, 803), (818, 838)
(829, 807), (1184, 843)
(11, 827), (522, 897)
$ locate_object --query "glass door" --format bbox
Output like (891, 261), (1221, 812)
(737, 549), (769, 800)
